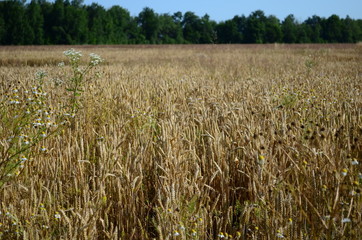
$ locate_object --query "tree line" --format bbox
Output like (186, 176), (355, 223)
(0, 0), (361, 45)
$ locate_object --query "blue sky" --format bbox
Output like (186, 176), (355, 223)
(85, 0), (362, 22)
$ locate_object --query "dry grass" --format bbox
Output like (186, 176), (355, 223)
(0, 44), (361, 239)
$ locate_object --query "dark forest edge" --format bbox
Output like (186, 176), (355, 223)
(1, 0), (361, 45)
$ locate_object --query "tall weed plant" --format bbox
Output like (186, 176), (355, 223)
(0, 49), (103, 188)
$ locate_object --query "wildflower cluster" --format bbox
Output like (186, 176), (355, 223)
(0, 203), (65, 237)
(0, 48), (104, 188)
(217, 231), (241, 239)
(170, 217), (205, 239)
(63, 49), (82, 64)
(62, 49), (103, 113)
(0, 72), (63, 186)
(0, 211), (22, 238)
(89, 53), (103, 66)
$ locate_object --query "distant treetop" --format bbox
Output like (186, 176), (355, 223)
(0, 0), (361, 44)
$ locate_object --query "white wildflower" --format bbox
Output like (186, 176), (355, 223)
(35, 70), (47, 79)
(351, 158), (359, 165)
(54, 212), (61, 219)
(89, 53), (103, 66)
(218, 232), (225, 238)
(64, 48), (82, 62)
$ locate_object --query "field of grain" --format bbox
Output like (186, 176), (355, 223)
(0, 44), (361, 239)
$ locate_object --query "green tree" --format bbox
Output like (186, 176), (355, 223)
(340, 16), (360, 43)
(2, 1), (362, 45)
(107, 6), (131, 44)
(323, 14), (342, 42)
(173, 11), (183, 24)
(172, 12), (185, 43)
(26, 0), (44, 44)
(87, 3), (111, 44)
(357, 20), (362, 41)
(138, 7), (160, 44)
(158, 13), (183, 43)
(125, 17), (144, 44)
(0, 4), (5, 44)
(265, 15), (282, 43)
(63, 1), (88, 44)
(245, 10), (266, 43)
(233, 15), (247, 42)
(282, 14), (298, 43)
(39, 0), (53, 44)
(216, 19), (242, 43)
(70, 0), (83, 7)
(199, 14), (216, 43)
(296, 23), (310, 43)
(304, 15), (323, 43)
(1, 0), (29, 45)
(49, 0), (69, 44)
(182, 11), (202, 43)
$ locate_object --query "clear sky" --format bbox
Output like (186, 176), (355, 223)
(84, 0), (362, 22)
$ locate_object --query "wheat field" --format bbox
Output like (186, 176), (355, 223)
(0, 44), (361, 239)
